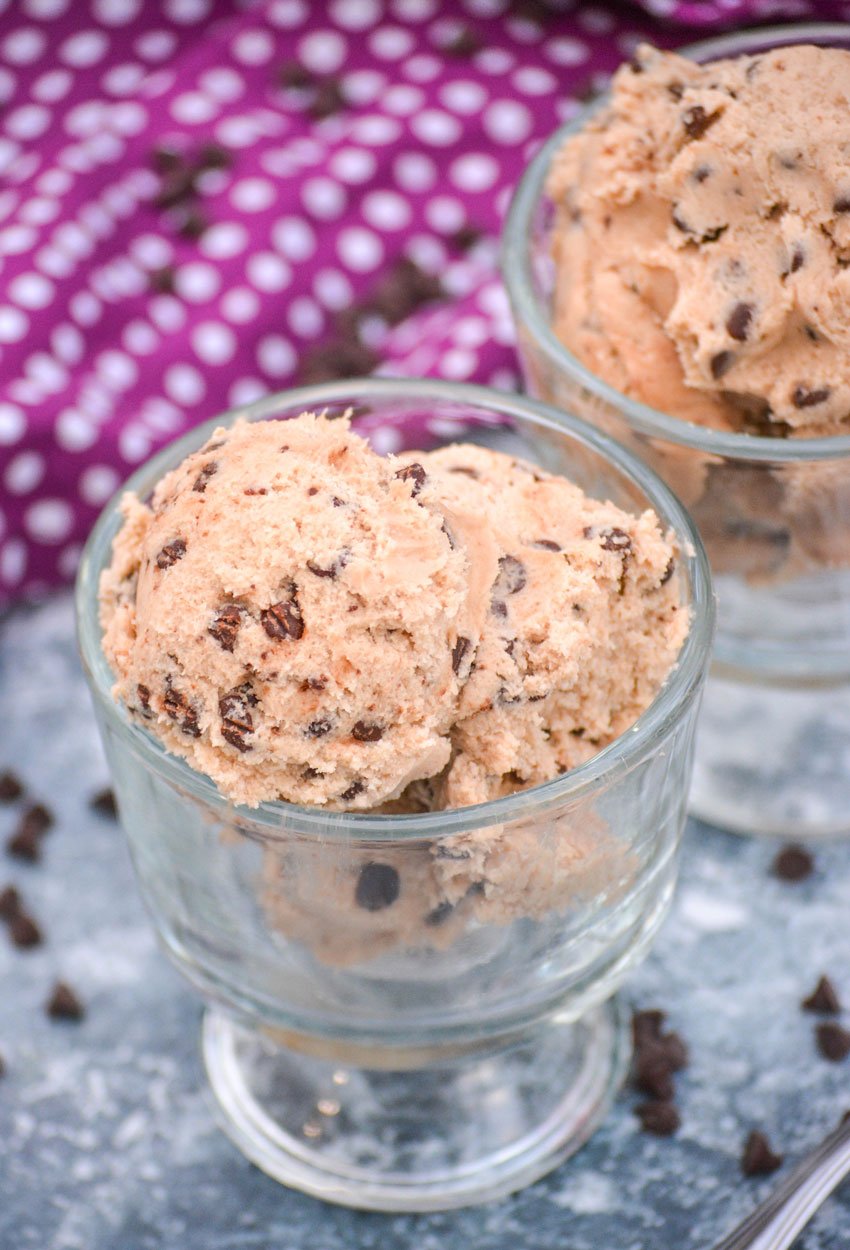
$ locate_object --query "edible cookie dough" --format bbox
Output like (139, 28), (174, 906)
(549, 43), (850, 435)
(100, 413), (685, 812)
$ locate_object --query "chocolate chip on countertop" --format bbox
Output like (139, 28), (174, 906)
(793, 385), (831, 409)
(156, 538), (187, 569)
(261, 589), (304, 641)
(367, 256), (444, 326)
(209, 604), (242, 653)
(772, 844), (814, 882)
(816, 1022), (850, 1062)
(90, 788), (118, 819)
(452, 636), (471, 675)
(7, 825), (41, 863)
(741, 1130), (783, 1176)
(633, 1049), (676, 1101)
(726, 302), (754, 342)
(682, 105), (721, 141)
(192, 461), (218, 492)
(9, 910), (42, 949)
(395, 463), (426, 496)
(355, 862), (400, 911)
(635, 1101), (681, 1136)
(0, 771), (24, 803)
(47, 981), (85, 1022)
(0, 885), (21, 920)
(352, 721), (384, 743)
(802, 975), (841, 1015)
(711, 350), (735, 380)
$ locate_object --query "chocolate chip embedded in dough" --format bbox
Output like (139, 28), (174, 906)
(395, 463), (426, 496)
(261, 587), (304, 641)
(156, 538), (187, 569)
(352, 720), (384, 743)
(792, 385), (831, 409)
(492, 555), (527, 600)
(163, 680), (201, 739)
(710, 350), (735, 380)
(306, 719), (333, 738)
(681, 105), (721, 141)
(726, 302), (754, 341)
(208, 604), (242, 652)
(192, 461), (218, 493)
(355, 862), (400, 911)
(532, 539), (562, 551)
(451, 636), (471, 675)
(340, 779), (365, 802)
(833, 195), (850, 213)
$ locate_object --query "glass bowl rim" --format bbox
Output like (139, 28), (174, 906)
(501, 22), (850, 465)
(75, 376), (714, 841)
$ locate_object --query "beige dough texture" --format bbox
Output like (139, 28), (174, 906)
(100, 412), (685, 812)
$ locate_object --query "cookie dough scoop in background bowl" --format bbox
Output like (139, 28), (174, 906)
(503, 23), (850, 838)
(75, 378), (713, 1212)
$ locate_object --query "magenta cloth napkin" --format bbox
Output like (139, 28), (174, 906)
(0, 0), (845, 606)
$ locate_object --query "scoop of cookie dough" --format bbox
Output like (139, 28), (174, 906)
(100, 412), (684, 811)
(549, 43), (850, 435)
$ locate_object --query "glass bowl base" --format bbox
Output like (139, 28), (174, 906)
(690, 668), (850, 838)
(202, 999), (629, 1212)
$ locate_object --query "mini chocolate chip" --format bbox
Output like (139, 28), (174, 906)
(0, 885), (21, 919)
(303, 677), (327, 692)
(0, 771), (24, 803)
(491, 600), (508, 619)
(208, 604), (242, 653)
(597, 527), (632, 553)
(804, 325), (820, 342)
(633, 1049), (675, 1101)
(492, 555), (527, 601)
(307, 486), (318, 496)
(773, 844), (813, 882)
(47, 981), (84, 1022)
(395, 463), (427, 496)
(156, 538), (187, 569)
(306, 719), (332, 738)
(834, 195), (850, 213)
(682, 105), (721, 141)
(332, 496), (345, 507)
(660, 557), (676, 586)
(340, 780), (365, 801)
(700, 224), (728, 244)
(450, 223), (482, 251)
(355, 862), (400, 911)
(802, 975), (841, 1015)
(628, 55), (644, 74)
(302, 766), (321, 780)
(532, 539), (562, 551)
(635, 1101), (680, 1136)
(192, 461), (218, 492)
(667, 80), (683, 100)
(7, 826), (40, 862)
(693, 164), (712, 183)
(789, 245), (805, 273)
(793, 385), (831, 409)
(726, 302), (754, 342)
(137, 684), (152, 717)
(90, 788), (118, 819)
(424, 901), (454, 927)
(20, 803), (53, 838)
(816, 1022), (850, 1062)
(711, 350), (735, 380)
(261, 589), (304, 641)
(307, 549), (349, 580)
(244, 487), (267, 496)
(352, 720), (383, 743)
(452, 636), (471, 675)
(448, 465), (479, 479)
(9, 910), (41, 948)
(742, 1130), (783, 1176)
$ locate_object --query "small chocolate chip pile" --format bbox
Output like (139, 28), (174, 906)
(277, 62), (348, 120)
(772, 844), (814, 883)
(741, 1129), (783, 1177)
(631, 1008), (688, 1136)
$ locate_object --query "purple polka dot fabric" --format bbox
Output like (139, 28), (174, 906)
(0, 0), (846, 605)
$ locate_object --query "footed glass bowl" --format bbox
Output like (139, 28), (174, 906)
(503, 24), (850, 838)
(76, 378), (713, 1211)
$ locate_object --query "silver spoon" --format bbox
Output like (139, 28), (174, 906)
(712, 1115), (850, 1250)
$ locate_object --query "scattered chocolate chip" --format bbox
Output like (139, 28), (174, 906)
(156, 538), (187, 569)
(711, 350), (735, 380)
(306, 719), (332, 738)
(308, 77), (347, 120)
(802, 975), (841, 1015)
(793, 385), (831, 409)
(261, 589), (304, 641)
(741, 1130), (783, 1176)
(682, 105), (721, 140)
(726, 302), (754, 342)
(208, 604), (242, 653)
(151, 145), (183, 174)
(149, 265), (176, 294)
(178, 207), (207, 240)
(299, 338), (379, 385)
(633, 1049), (675, 1101)
(367, 256), (443, 325)
(197, 142), (230, 171)
(395, 462), (427, 496)
(192, 461), (218, 492)
(6, 825), (41, 862)
(424, 900), (454, 927)
(532, 539), (562, 552)
(47, 981), (85, 1022)
(632, 1010), (667, 1048)
(816, 1022), (850, 1062)
(355, 862), (400, 911)
(443, 27), (481, 56)
(340, 780), (365, 801)
(834, 195), (850, 213)
(20, 803), (53, 838)
(90, 788), (118, 819)
(278, 61), (313, 89)
(773, 844), (814, 882)
(492, 556), (527, 603)
(154, 164), (196, 210)
(452, 636), (471, 675)
(352, 720), (384, 743)
(0, 771), (23, 803)
(9, 910), (41, 948)
(448, 465), (479, 479)
(0, 885), (21, 920)
(635, 1101), (680, 1136)
(660, 557), (676, 587)
(450, 223), (482, 252)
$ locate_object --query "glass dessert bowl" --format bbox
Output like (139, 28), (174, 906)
(76, 378), (712, 1212)
(503, 24), (850, 838)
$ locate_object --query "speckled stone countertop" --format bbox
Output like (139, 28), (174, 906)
(2, 596), (849, 1250)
